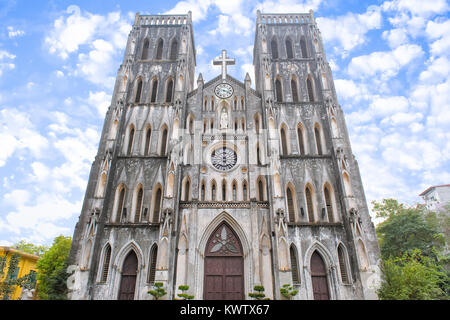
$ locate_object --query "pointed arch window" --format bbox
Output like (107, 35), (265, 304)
(324, 185), (334, 222)
(144, 127), (151, 156)
(286, 38), (294, 59)
(291, 78), (299, 103)
(135, 78), (143, 103)
(258, 178), (265, 201)
(147, 244), (158, 283)
(300, 36), (308, 58)
(290, 245), (300, 284)
(275, 78), (283, 102)
(170, 39), (178, 60)
(201, 181), (206, 201)
(142, 39), (150, 60)
(150, 79), (158, 103)
(127, 127), (135, 155)
(297, 125), (305, 155)
(160, 127), (168, 156)
(307, 77), (315, 102)
(280, 127), (288, 156)
(243, 181), (248, 201)
(271, 38), (279, 59)
(211, 181), (217, 201)
(222, 180), (227, 201)
(287, 186), (296, 222)
(165, 78), (174, 103)
(156, 38), (164, 60)
(338, 244), (350, 284)
(100, 244), (112, 282)
(152, 187), (162, 223)
(314, 126), (323, 155)
(305, 186), (315, 222)
(116, 186), (126, 223)
(134, 186), (144, 223)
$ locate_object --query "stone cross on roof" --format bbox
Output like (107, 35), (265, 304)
(213, 50), (235, 81)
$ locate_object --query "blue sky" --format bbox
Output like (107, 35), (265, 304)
(0, 0), (449, 246)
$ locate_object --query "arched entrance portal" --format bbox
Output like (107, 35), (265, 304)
(310, 251), (330, 300)
(204, 222), (244, 300)
(118, 250), (138, 300)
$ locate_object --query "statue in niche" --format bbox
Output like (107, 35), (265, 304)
(220, 107), (228, 129)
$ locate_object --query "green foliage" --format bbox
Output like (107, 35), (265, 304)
(36, 235), (72, 300)
(13, 240), (48, 256)
(148, 282), (167, 300)
(0, 253), (20, 300)
(177, 285), (194, 300)
(248, 285), (270, 300)
(373, 199), (443, 259)
(377, 249), (448, 300)
(280, 284), (298, 300)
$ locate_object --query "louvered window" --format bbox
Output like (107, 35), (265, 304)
(101, 245), (111, 282)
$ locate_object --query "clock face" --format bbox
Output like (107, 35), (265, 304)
(211, 147), (237, 171)
(215, 83), (234, 99)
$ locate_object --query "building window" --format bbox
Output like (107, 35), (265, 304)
(170, 39), (178, 60)
(300, 36), (308, 58)
(290, 245), (300, 284)
(275, 78), (283, 102)
(338, 244), (350, 284)
(291, 78), (299, 103)
(156, 38), (164, 60)
(135, 78), (143, 103)
(101, 244), (112, 282)
(144, 127), (151, 156)
(305, 186), (314, 222)
(135, 186), (144, 223)
(287, 186), (296, 222)
(152, 187), (162, 223)
(142, 39), (150, 60)
(148, 245), (158, 283)
(165, 78), (174, 103)
(286, 38), (294, 59)
(271, 38), (279, 59)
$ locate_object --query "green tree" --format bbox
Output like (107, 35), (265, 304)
(280, 284), (298, 300)
(36, 235), (72, 300)
(177, 285), (194, 300)
(378, 249), (447, 300)
(13, 240), (48, 256)
(248, 285), (270, 300)
(373, 199), (443, 259)
(148, 282), (167, 300)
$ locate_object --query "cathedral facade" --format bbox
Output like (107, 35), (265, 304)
(68, 10), (381, 300)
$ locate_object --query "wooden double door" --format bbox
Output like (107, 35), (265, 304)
(311, 251), (330, 300)
(204, 223), (244, 300)
(118, 251), (138, 300)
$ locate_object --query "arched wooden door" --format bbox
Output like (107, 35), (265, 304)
(310, 251), (330, 300)
(118, 250), (138, 300)
(204, 222), (244, 300)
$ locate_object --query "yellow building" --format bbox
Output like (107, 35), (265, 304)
(0, 246), (39, 300)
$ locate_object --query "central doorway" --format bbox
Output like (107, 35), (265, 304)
(203, 222), (244, 300)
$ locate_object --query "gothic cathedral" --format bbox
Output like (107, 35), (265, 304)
(68, 10), (381, 300)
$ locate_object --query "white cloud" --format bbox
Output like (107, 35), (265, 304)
(256, 0), (323, 13)
(45, 6), (131, 89)
(88, 91), (111, 117)
(165, 0), (213, 22)
(348, 44), (423, 80)
(7, 26), (25, 38)
(317, 5), (382, 57)
(0, 50), (15, 77)
(0, 108), (49, 167)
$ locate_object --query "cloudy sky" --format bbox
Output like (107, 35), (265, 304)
(0, 0), (449, 246)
